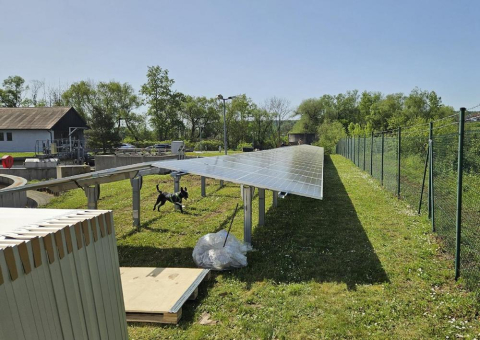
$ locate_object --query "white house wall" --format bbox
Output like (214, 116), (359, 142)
(0, 130), (52, 152)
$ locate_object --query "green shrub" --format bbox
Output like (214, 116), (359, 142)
(315, 120), (346, 154)
(236, 142), (253, 151)
(194, 140), (223, 151)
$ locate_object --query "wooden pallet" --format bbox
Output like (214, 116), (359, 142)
(121, 267), (210, 324)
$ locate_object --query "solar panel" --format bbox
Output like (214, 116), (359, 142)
(152, 145), (324, 200)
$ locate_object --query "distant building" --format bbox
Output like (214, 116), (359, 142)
(466, 112), (480, 122)
(288, 133), (317, 145)
(0, 107), (88, 152)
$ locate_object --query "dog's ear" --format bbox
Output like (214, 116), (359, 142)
(184, 187), (188, 191)
(181, 187), (184, 191)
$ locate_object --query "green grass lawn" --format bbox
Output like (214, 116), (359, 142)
(44, 155), (480, 339)
(0, 152), (36, 158)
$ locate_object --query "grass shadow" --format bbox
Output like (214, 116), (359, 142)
(230, 155), (389, 290)
(119, 215), (170, 239)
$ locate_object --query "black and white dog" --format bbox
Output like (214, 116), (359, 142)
(153, 184), (189, 213)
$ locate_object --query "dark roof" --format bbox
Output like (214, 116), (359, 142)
(0, 107), (86, 130)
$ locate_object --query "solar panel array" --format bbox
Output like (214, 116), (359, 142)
(153, 145), (324, 200)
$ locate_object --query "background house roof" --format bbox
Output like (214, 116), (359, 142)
(0, 107), (86, 130)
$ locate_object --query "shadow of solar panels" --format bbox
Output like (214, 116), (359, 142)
(230, 155), (389, 290)
(153, 145), (324, 200)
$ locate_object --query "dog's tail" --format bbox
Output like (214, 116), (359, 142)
(156, 184), (162, 194)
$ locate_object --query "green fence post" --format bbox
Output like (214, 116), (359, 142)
(381, 132), (385, 186)
(397, 127), (401, 198)
(418, 143), (430, 215)
(429, 122), (435, 231)
(455, 108), (466, 280)
(363, 134), (366, 171)
(428, 122), (433, 219)
(370, 132), (374, 176)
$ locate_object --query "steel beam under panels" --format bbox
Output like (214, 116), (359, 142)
(0, 161), (169, 229)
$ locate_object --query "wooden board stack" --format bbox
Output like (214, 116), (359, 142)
(0, 208), (128, 340)
(121, 267), (210, 324)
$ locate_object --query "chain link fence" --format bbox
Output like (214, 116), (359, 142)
(336, 109), (480, 295)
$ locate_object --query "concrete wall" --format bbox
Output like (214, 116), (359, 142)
(95, 154), (178, 171)
(0, 129), (51, 152)
(57, 165), (91, 178)
(0, 174), (28, 207)
(0, 168), (56, 181)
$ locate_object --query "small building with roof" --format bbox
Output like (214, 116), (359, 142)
(0, 107), (88, 152)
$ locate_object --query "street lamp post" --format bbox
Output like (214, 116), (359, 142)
(217, 94), (236, 155)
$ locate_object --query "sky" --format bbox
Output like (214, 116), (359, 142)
(0, 0), (479, 111)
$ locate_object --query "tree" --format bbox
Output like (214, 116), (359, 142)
(296, 98), (324, 132)
(0, 76), (28, 107)
(225, 95), (256, 149)
(63, 80), (142, 148)
(140, 66), (184, 140)
(358, 91), (383, 130)
(251, 108), (274, 149)
(62, 80), (97, 119)
(46, 83), (65, 107)
(265, 97), (290, 146)
(30, 80), (45, 107)
(86, 105), (121, 153)
(317, 120), (346, 154)
(115, 83), (143, 141)
(200, 98), (222, 140)
(335, 90), (360, 124)
(182, 96), (211, 141)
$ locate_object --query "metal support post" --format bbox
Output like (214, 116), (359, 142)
(428, 122), (434, 223)
(85, 184), (100, 210)
(173, 174), (180, 211)
(381, 132), (385, 186)
(131, 175), (143, 229)
(272, 190), (278, 208)
(243, 186), (253, 245)
(258, 188), (265, 226)
(220, 180), (224, 187)
(201, 176), (206, 197)
(397, 127), (401, 198)
(455, 108), (466, 280)
(418, 143), (430, 215)
(370, 132), (374, 176)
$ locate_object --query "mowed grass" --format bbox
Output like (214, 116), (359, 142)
(0, 152), (36, 158)
(44, 155), (480, 339)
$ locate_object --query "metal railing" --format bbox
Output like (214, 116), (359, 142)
(336, 108), (480, 295)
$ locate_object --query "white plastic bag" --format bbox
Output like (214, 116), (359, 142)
(192, 230), (252, 270)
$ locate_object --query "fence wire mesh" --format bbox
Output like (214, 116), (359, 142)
(336, 112), (480, 295)
(461, 127), (480, 292)
(383, 134), (398, 194)
(433, 132), (458, 251)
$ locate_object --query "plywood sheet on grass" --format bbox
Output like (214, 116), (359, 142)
(121, 267), (209, 314)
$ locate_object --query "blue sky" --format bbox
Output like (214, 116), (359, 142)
(0, 0), (479, 110)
